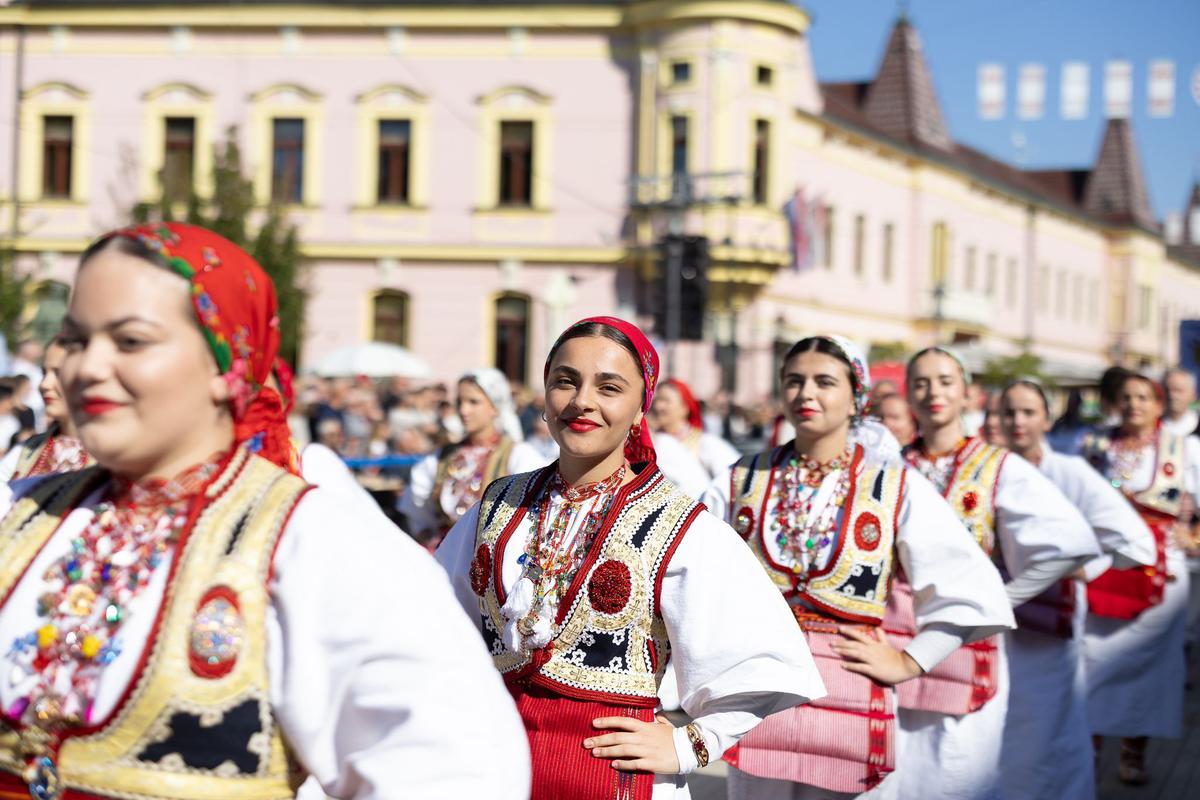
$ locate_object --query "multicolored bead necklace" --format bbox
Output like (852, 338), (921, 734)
(444, 432), (501, 517)
(774, 448), (852, 578)
(905, 438), (967, 495)
(5, 456), (221, 729)
(1107, 429), (1156, 489)
(514, 466), (626, 637)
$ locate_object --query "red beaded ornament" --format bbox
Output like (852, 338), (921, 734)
(588, 560), (632, 614)
(469, 545), (491, 597)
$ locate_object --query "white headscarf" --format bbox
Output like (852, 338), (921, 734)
(461, 368), (524, 443)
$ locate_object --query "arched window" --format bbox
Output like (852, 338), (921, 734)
(371, 290), (410, 346)
(28, 281), (70, 344)
(493, 293), (531, 383)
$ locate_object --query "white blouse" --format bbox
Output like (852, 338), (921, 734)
(0, 476), (531, 799)
(436, 467), (826, 793)
(1037, 449), (1156, 574)
(702, 447), (1017, 672)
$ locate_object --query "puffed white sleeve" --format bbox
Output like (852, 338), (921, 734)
(300, 443), (379, 509)
(994, 453), (1100, 579)
(896, 469), (1016, 670)
(659, 510), (825, 774)
(507, 442), (552, 475)
(700, 435), (742, 478)
(268, 488), (529, 799)
(699, 465), (734, 523)
(396, 453), (439, 534)
(653, 434), (711, 500)
(1059, 455), (1155, 568)
(1185, 436), (1200, 502)
(433, 502), (485, 629)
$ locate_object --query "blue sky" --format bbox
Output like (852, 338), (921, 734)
(798, 0), (1200, 221)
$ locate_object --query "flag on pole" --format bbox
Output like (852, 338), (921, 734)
(1061, 61), (1089, 119)
(1105, 60), (1133, 118)
(1148, 60), (1175, 118)
(1017, 64), (1045, 120)
(978, 63), (1005, 120)
(812, 197), (829, 269)
(783, 186), (812, 273)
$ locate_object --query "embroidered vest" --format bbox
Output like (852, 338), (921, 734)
(471, 466), (701, 707)
(729, 444), (905, 625)
(905, 438), (1007, 555)
(1082, 427), (1186, 518)
(0, 448), (309, 800)
(432, 437), (516, 527)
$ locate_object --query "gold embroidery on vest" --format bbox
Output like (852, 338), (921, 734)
(945, 441), (1006, 555)
(0, 450), (308, 800)
(476, 470), (694, 704)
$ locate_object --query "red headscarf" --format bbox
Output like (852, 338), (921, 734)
(106, 222), (296, 472)
(663, 378), (704, 430)
(545, 316), (659, 464)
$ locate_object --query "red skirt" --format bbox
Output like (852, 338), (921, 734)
(509, 683), (655, 800)
(1087, 514), (1168, 620)
(883, 578), (999, 714)
(728, 615), (895, 794)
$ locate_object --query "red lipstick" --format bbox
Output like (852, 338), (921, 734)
(81, 398), (123, 417)
(565, 418), (600, 432)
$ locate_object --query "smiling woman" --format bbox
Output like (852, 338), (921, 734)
(702, 335), (1016, 799)
(0, 223), (530, 799)
(437, 315), (825, 800)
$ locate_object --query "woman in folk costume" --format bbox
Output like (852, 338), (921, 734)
(650, 378), (740, 483)
(894, 348), (1098, 800)
(436, 316), (823, 799)
(400, 367), (545, 549)
(1080, 371), (1197, 785)
(702, 335), (1015, 800)
(0, 338), (92, 482)
(0, 223), (529, 800)
(997, 380), (1157, 800)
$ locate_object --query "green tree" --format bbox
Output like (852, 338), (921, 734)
(868, 340), (911, 364)
(138, 127), (307, 366)
(0, 245), (30, 347)
(978, 351), (1051, 390)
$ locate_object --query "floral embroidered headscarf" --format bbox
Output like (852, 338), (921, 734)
(97, 222), (296, 472)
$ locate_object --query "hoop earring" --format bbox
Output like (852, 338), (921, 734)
(629, 421), (642, 439)
(541, 411), (549, 422)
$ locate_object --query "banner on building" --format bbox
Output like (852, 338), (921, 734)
(1061, 61), (1089, 119)
(1105, 60), (1133, 118)
(1148, 59), (1175, 117)
(1017, 63), (1045, 120)
(978, 63), (1005, 120)
(784, 186), (812, 273)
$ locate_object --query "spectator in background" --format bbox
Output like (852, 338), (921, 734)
(8, 374), (36, 432)
(981, 391), (1005, 446)
(1162, 367), (1199, 437)
(1048, 387), (1090, 454)
(875, 392), (916, 446)
(9, 339), (45, 429)
(962, 377), (988, 437)
(0, 382), (18, 453)
(316, 416), (347, 455)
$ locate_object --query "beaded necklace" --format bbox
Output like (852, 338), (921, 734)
(26, 434), (90, 479)
(513, 466), (625, 639)
(1107, 429), (1156, 489)
(5, 455), (222, 729)
(905, 438), (967, 495)
(444, 432), (501, 517)
(774, 448), (852, 578)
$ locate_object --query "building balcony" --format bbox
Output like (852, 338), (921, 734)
(922, 287), (995, 331)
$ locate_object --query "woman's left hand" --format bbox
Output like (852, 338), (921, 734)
(831, 625), (924, 686)
(584, 714), (681, 774)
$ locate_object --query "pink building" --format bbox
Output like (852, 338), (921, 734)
(1, 1), (1197, 400)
